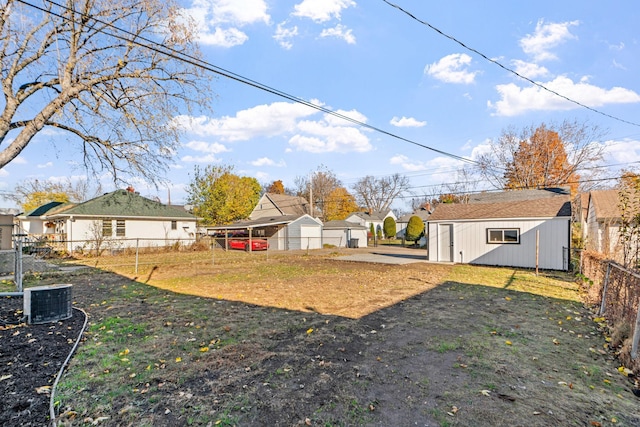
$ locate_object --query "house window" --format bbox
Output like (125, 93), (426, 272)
(487, 228), (520, 244)
(171, 220), (177, 230)
(102, 219), (113, 237)
(116, 220), (126, 237)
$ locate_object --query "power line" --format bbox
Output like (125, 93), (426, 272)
(381, 0), (640, 128)
(15, 0), (489, 171)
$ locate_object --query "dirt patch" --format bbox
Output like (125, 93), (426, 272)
(2, 254), (640, 426)
(0, 296), (86, 427)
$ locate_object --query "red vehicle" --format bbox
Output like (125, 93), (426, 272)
(229, 237), (269, 251)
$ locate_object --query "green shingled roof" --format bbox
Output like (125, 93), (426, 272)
(58, 190), (195, 219)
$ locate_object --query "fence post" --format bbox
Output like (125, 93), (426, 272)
(598, 262), (612, 315)
(15, 235), (23, 293)
(631, 306), (640, 359)
(135, 238), (139, 274)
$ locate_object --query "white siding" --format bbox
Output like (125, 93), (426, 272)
(64, 217), (196, 251)
(283, 215), (323, 250)
(429, 218), (569, 270)
(322, 228), (368, 248)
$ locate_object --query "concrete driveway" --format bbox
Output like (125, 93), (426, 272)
(336, 245), (429, 265)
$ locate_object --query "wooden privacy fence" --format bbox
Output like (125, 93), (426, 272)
(581, 251), (640, 371)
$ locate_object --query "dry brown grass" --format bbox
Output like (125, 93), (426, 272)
(73, 249), (451, 319)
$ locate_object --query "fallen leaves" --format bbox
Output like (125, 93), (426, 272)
(35, 385), (51, 394)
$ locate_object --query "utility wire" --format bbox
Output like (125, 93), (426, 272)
(16, 0), (488, 170)
(381, 0), (640, 128)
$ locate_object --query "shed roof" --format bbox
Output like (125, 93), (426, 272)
(467, 187), (570, 204)
(204, 214), (314, 230)
(428, 197), (571, 221)
(50, 190), (195, 219)
(347, 210), (392, 221)
(589, 190), (621, 221)
(323, 220), (368, 230)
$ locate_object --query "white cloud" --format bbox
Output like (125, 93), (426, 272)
(425, 53), (478, 84)
(37, 162), (53, 169)
(184, 140), (229, 154)
(468, 139), (493, 160)
(250, 157), (286, 167)
(603, 139), (640, 165)
(273, 22), (298, 49)
(612, 59), (626, 70)
(519, 19), (579, 61)
(182, 0), (270, 47)
(176, 101), (371, 154)
(489, 76), (640, 116)
(324, 109), (367, 126)
(13, 155), (27, 164)
(390, 154), (427, 172)
(290, 119), (371, 153)
(173, 101), (319, 141)
(319, 24), (356, 44)
(292, 0), (356, 23)
(390, 116), (426, 128)
(198, 27), (248, 47)
(181, 154), (221, 163)
(511, 59), (550, 79)
(609, 42), (625, 51)
(208, 0), (270, 25)
(0, 169), (8, 177)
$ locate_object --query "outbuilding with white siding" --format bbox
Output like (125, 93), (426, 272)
(427, 194), (571, 270)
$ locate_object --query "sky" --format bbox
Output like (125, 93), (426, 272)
(2, 0), (640, 212)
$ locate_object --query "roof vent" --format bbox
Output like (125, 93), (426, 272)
(24, 284), (73, 324)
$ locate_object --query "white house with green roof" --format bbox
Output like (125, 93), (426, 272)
(44, 189), (197, 252)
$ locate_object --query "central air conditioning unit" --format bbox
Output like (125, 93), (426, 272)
(24, 284), (73, 324)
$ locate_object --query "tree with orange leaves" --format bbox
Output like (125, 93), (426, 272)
(476, 120), (605, 194)
(504, 125), (580, 194)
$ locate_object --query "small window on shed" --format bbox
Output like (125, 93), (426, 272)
(171, 220), (177, 230)
(116, 220), (126, 237)
(102, 219), (113, 237)
(487, 228), (520, 244)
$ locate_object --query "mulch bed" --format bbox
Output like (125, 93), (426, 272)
(0, 295), (86, 427)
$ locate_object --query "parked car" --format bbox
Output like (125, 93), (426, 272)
(229, 237), (269, 251)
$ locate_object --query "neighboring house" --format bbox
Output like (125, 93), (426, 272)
(322, 220), (368, 248)
(17, 201), (71, 236)
(427, 192), (571, 270)
(250, 193), (313, 219)
(345, 210), (396, 237)
(206, 193), (323, 251)
(41, 188), (198, 251)
(584, 190), (622, 259)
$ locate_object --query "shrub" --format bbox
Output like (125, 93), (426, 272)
(383, 217), (396, 239)
(405, 216), (425, 243)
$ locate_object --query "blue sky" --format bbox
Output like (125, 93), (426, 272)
(3, 0), (640, 210)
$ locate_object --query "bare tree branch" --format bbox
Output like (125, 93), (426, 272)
(0, 0), (210, 184)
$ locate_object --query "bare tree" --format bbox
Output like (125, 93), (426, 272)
(475, 120), (606, 193)
(8, 177), (102, 209)
(0, 0), (209, 182)
(294, 165), (342, 220)
(352, 173), (410, 213)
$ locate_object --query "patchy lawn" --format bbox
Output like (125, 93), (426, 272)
(3, 251), (639, 426)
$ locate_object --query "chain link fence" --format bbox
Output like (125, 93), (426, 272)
(580, 250), (640, 373)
